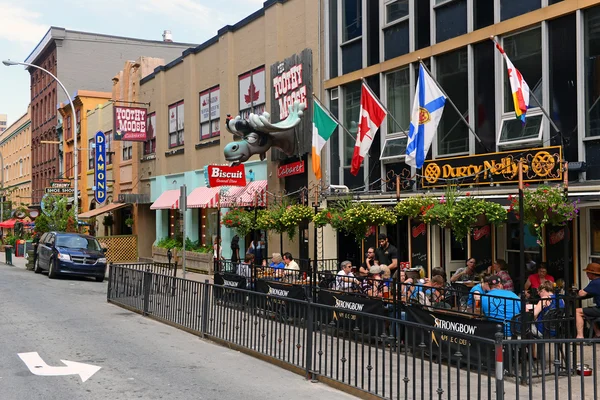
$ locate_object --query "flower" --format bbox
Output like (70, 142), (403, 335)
(395, 195), (438, 219)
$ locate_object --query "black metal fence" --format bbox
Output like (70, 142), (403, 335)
(107, 264), (599, 400)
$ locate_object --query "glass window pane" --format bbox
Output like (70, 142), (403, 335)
(474, 42), (496, 153)
(585, 140), (600, 180)
(450, 231), (467, 261)
(501, 0), (541, 21)
(502, 28), (543, 113)
(328, 0), (338, 79)
(342, 41), (362, 74)
(381, 137), (408, 160)
(435, 0), (467, 43)
(386, 0), (409, 23)
(384, 21), (409, 60)
(591, 209), (600, 255)
(343, 0), (362, 42)
(415, 0), (430, 50)
(475, 0), (494, 30)
(343, 82), (361, 166)
(585, 7), (600, 138)
(343, 167), (364, 190)
(437, 49), (469, 155)
(499, 114), (542, 143)
(330, 97), (340, 185)
(386, 68), (410, 133)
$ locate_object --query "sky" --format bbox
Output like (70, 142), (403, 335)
(0, 0), (265, 127)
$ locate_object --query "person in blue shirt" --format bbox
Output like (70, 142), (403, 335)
(467, 274), (491, 307)
(532, 281), (564, 337)
(576, 263), (600, 338)
(480, 275), (521, 337)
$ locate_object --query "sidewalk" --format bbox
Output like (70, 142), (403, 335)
(0, 252), (28, 269)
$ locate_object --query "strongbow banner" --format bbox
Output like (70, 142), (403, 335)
(207, 165), (246, 187)
(114, 106), (147, 141)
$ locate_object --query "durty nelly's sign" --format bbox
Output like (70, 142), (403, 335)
(207, 165), (246, 187)
(277, 160), (305, 178)
(113, 106), (147, 141)
(94, 131), (107, 203)
(422, 146), (562, 187)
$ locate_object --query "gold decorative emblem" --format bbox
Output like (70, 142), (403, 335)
(530, 151), (555, 178)
(419, 107), (431, 125)
(424, 163), (441, 184)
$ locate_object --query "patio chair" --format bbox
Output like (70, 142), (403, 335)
(585, 315), (600, 339)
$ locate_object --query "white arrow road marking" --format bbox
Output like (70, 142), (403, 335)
(18, 352), (101, 382)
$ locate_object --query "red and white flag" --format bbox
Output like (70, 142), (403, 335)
(350, 84), (387, 176)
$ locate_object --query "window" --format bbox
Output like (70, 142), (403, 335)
(381, 137), (408, 161)
(144, 113), (156, 155)
(239, 68), (266, 119)
(200, 86), (221, 140)
(76, 109), (81, 135)
(591, 209), (600, 256)
(66, 115), (72, 140)
(89, 139), (95, 169)
(66, 151), (72, 178)
(328, 0), (338, 79)
(168, 101), (184, 148)
(475, 0), (494, 30)
(386, 68), (410, 135)
(383, 0), (409, 61)
(435, 0), (467, 43)
(500, 0), (541, 22)
(437, 48), (469, 155)
(341, 0), (363, 74)
(342, 81), (364, 189)
(329, 90), (341, 185)
(585, 7), (600, 139)
(105, 131), (113, 165)
(122, 141), (132, 161)
(474, 41), (497, 153)
(498, 28), (543, 147)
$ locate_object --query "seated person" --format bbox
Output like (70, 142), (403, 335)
(410, 276), (444, 306)
(266, 253), (285, 278)
(467, 274), (491, 308)
(236, 253), (254, 288)
(361, 265), (389, 298)
(576, 263), (600, 338)
(359, 247), (376, 278)
(524, 263), (554, 291)
(282, 252), (300, 281)
(336, 260), (360, 292)
(532, 281), (564, 338)
(450, 258), (478, 282)
(480, 275), (521, 337)
(488, 259), (514, 292)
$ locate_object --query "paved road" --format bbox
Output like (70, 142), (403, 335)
(0, 262), (356, 400)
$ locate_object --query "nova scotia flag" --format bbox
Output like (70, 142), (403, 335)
(405, 64), (446, 169)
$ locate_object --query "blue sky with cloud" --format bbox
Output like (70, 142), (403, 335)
(0, 0), (265, 126)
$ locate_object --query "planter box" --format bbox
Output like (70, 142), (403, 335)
(152, 246), (214, 274)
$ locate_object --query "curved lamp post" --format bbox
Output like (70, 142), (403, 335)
(3, 59), (79, 225)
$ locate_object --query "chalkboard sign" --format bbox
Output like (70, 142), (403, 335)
(545, 222), (572, 283)
(410, 219), (428, 270)
(471, 225), (493, 273)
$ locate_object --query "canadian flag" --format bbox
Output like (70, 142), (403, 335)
(350, 84), (387, 176)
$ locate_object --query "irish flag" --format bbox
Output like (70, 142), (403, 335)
(312, 100), (338, 180)
(495, 41), (530, 123)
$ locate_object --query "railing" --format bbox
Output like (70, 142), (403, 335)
(108, 264), (600, 400)
(97, 234), (138, 262)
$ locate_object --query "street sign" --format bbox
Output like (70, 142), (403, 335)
(45, 187), (75, 195)
(179, 184), (187, 213)
(95, 131), (107, 204)
(18, 352), (101, 382)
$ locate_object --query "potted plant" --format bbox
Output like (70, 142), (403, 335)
(222, 208), (254, 237)
(103, 214), (114, 226)
(422, 186), (460, 228)
(125, 217), (134, 228)
(452, 195), (507, 241)
(394, 195), (438, 221)
(342, 202), (397, 240)
(509, 184), (579, 246)
(313, 208), (345, 229)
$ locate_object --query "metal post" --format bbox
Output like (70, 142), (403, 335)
(495, 324), (505, 400)
(180, 184), (187, 279)
(518, 160), (525, 291)
(312, 187), (319, 301)
(0, 151), (3, 222)
(2, 60), (79, 225)
(563, 162), (570, 290)
(201, 279), (210, 337)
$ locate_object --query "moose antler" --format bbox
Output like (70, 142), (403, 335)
(247, 102), (305, 133)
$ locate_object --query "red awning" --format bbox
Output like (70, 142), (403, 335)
(187, 187), (220, 209)
(219, 186), (247, 207)
(150, 190), (180, 210)
(236, 180), (268, 207)
(0, 219), (17, 228)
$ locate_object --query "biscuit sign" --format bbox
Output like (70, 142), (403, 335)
(113, 106), (147, 141)
(207, 165), (246, 187)
(94, 131), (107, 203)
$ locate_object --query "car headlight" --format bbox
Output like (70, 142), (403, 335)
(57, 253), (71, 261)
(97, 257), (107, 264)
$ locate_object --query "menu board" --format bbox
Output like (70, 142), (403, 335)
(410, 219), (428, 271)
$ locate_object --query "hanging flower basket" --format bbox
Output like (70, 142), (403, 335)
(222, 208), (254, 237)
(509, 184), (579, 247)
(395, 195), (439, 221)
(342, 202), (397, 241)
(472, 214), (489, 227)
(313, 208), (345, 230)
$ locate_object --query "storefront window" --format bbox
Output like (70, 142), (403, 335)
(585, 7), (600, 139)
(435, 0), (467, 43)
(437, 48), (469, 155)
(473, 41), (496, 153)
(200, 209), (218, 246)
(500, 0), (541, 21)
(386, 68), (410, 134)
(450, 231), (467, 261)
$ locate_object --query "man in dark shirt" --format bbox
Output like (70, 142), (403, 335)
(375, 234), (398, 272)
(576, 263), (600, 338)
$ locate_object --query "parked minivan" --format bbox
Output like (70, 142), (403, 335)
(34, 232), (107, 282)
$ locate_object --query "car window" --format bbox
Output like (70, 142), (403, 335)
(56, 235), (102, 251)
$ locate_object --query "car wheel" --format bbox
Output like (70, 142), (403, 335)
(34, 258), (43, 274)
(95, 276), (104, 283)
(48, 258), (58, 279)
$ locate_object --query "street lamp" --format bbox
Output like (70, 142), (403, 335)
(3, 59), (79, 225)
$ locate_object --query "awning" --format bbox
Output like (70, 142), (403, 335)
(237, 180), (268, 207)
(150, 190), (180, 210)
(187, 187), (220, 208)
(78, 202), (129, 219)
(0, 219), (17, 228)
(220, 186), (247, 207)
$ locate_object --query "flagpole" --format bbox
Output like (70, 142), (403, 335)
(490, 36), (566, 146)
(313, 93), (356, 142)
(417, 59), (491, 152)
(360, 78), (408, 135)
